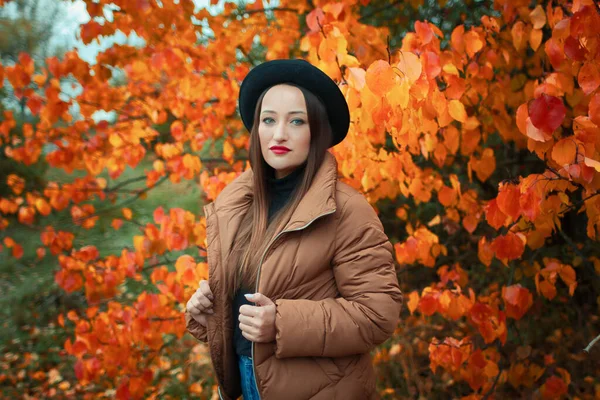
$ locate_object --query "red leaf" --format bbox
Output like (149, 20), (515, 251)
(306, 8), (325, 32)
(564, 36), (586, 61)
(528, 94), (566, 133)
(418, 294), (439, 316)
(491, 232), (526, 261)
(485, 199), (508, 230)
(497, 184), (521, 221)
(502, 285), (533, 320)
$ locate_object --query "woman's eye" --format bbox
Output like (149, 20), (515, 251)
(262, 117), (275, 124)
(291, 119), (305, 126)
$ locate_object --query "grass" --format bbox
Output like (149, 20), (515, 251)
(0, 157), (205, 396)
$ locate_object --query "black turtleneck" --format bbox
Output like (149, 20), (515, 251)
(232, 165), (306, 357)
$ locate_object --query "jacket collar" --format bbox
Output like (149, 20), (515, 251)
(213, 151), (338, 232)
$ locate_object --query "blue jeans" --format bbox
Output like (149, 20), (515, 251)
(238, 355), (260, 400)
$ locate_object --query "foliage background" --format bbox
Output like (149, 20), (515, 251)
(1, 0), (599, 399)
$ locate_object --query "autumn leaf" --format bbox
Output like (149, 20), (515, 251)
(491, 232), (526, 262)
(564, 36), (586, 61)
(448, 100), (467, 122)
(306, 8), (325, 32)
(407, 291), (420, 315)
(529, 5), (546, 29)
(485, 198), (508, 229)
(528, 94), (566, 133)
(497, 183), (521, 221)
(551, 138), (578, 167)
(502, 285), (533, 320)
(541, 376), (568, 399)
(578, 61), (600, 95)
(588, 93), (600, 125)
(365, 60), (396, 96)
(396, 51), (422, 83)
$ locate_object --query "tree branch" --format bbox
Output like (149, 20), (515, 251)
(584, 333), (600, 353)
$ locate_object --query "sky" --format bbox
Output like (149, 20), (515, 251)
(54, 0), (215, 64)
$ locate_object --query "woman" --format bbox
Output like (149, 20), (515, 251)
(185, 59), (403, 400)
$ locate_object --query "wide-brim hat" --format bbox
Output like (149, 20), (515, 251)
(238, 59), (350, 148)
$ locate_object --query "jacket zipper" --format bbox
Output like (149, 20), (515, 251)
(250, 208), (337, 399)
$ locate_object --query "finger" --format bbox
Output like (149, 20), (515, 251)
(241, 330), (256, 342)
(192, 296), (212, 315)
(239, 305), (260, 318)
(194, 290), (213, 309)
(245, 292), (274, 307)
(239, 314), (258, 328)
(239, 322), (258, 337)
(190, 295), (206, 312)
(199, 280), (214, 300)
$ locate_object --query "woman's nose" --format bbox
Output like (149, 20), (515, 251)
(272, 122), (288, 141)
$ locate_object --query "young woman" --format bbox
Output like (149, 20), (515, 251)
(185, 59), (403, 400)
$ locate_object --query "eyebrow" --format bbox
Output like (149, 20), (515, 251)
(261, 110), (307, 115)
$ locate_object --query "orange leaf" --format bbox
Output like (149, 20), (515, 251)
(529, 28), (543, 51)
(511, 21), (526, 51)
(418, 293), (438, 316)
(464, 30), (483, 58)
(520, 186), (542, 221)
(111, 219), (123, 230)
(578, 61), (600, 95)
(588, 93), (600, 126)
(530, 5), (546, 29)
(552, 138), (578, 167)
(35, 198), (52, 216)
(491, 232), (526, 261)
(396, 51), (422, 83)
(306, 8), (325, 32)
(407, 291), (419, 315)
(485, 199), (508, 230)
(558, 265), (577, 296)
(516, 103), (529, 135)
(365, 60), (396, 96)
(497, 184), (521, 221)
(462, 214), (479, 234)
(502, 285), (533, 320)
(122, 208), (133, 220)
(478, 237), (494, 267)
(541, 376), (568, 399)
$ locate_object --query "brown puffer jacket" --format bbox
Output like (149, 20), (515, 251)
(186, 152), (403, 400)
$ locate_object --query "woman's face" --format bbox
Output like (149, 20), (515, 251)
(258, 84), (311, 179)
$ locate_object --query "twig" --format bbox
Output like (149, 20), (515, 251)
(482, 365), (503, 400)
(584, 333), (600, 353)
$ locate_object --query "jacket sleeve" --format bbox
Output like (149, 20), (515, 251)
(185, 310), (208, 343)
(274, 193), (403, 358)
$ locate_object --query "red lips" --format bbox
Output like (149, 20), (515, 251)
(270, 146), (290, 154)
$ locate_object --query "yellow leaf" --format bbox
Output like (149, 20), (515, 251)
(530, 5), (546, 29)
(584, 157), (600, 172)
(109, 133), (124, 147)
(396, 51), (422, 83)
(448, 100), (467, 122)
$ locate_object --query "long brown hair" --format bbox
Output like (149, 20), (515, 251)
(225, 83), (334, 297)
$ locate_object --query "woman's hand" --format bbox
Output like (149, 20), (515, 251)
(186, 280), (214, 327)
(239, 293), (276, 343)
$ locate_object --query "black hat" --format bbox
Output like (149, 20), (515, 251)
(238, 59), (350, 148)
